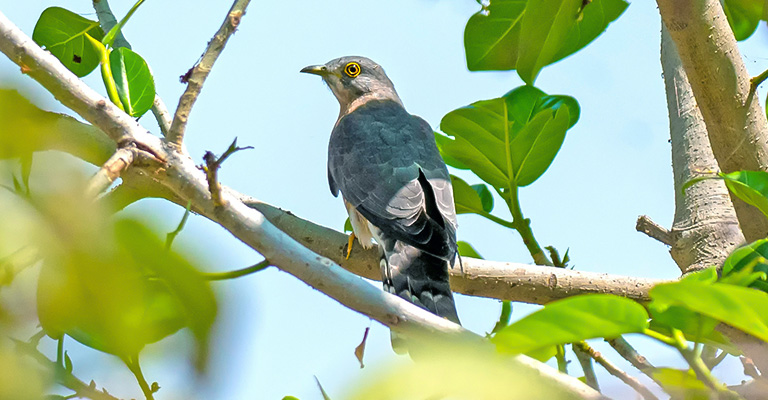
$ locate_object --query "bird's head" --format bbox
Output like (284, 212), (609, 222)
(301, 56), (402, 115)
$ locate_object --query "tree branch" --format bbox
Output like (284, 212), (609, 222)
(166, 0), (250, 147)
(15, 339), (123, 400)
(574, 341), (658, 400)
(0, 12), (604, 398)
(657, 0), (768, 241)
(657, 23), (745, 274)
(85, 146), (135, 198)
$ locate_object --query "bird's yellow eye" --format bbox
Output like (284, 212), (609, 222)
(344, 62), (361, 78)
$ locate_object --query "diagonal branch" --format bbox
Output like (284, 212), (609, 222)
(166, 0), (250, 147)
(0, 12), (603, 398)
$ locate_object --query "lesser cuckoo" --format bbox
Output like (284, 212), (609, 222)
(301, 56), (461, 330)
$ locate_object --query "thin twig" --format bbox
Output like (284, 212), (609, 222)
(167, 0), (251, 146)
(575, 341), (658, 400)
(85, 147), (135, 198)
(635, 215), (673, 246)
(166, 200), (192, 249)
(606, 337), (655, 372)
(202, 260), (270, 281)
(14, 338), (122, 400)
(573, 342), (600, 392)
(123, 354), (155, 400)
(200, 138), (253, 207)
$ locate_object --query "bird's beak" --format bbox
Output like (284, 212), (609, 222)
(300, 64), (328, 76)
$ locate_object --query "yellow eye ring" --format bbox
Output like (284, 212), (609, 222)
(344, 62), (361, 78)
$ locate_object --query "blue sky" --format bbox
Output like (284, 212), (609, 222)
(2, 0), (768, 399)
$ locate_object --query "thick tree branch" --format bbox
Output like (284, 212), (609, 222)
(658, 24), (745, 273)
(166, 0), (250, 147)
(657, 0), (768, 241)
(0, 12), (603, 398)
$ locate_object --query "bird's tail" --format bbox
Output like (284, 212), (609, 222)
(380, 240), (460, 353)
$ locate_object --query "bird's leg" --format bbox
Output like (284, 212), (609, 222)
(346, 232), (356, 259)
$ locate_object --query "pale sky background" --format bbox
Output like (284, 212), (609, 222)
(2, 1), (768, 399)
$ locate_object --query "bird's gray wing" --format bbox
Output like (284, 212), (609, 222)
(327, 100), (457, 260)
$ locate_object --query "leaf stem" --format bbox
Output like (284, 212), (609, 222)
(476, 209), (516, 229)
(85, 34), (124, 111)
(124, 354), (154, 400)
(751, 67), (768, 93)
(202, 260), (270, 281)
(555, 344), (568, 374)
(505, 185), (552, 266)
(101, 0), (146, 48)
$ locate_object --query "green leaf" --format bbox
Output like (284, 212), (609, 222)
(650, 279), (768, 343)
(723, 0), (763, 41)
(32, 7), (104, 77)
(109, 47), (155, 117)
(720, 170), (768, 219)
(471, 184), (494, 212)
(451, 175), (494, 215)
(464, 0), (527, 71)
(463, 0), (627, 80)
(516, 0), (582, 84)
(492, 294), (648, 355)
(651, 368), (710, 400)
(551, 0), (629, 63)
(457, 241), (483, 259)
(115, 219), (217, 370)
(439, 86), (579, 189)
(343, 218), (353, 233)
(721, 239), (768, 292)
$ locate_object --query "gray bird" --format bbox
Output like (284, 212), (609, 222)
(301, 56), (461, 332)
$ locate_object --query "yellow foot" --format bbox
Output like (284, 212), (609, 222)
(346, 232), (356, 259)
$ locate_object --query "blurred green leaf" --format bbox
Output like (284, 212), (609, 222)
(0, 348), (48, 400)
(345, 342), (588, 399)
(457, 241), (483, 259)
(723, 0), (763, 41)
(343, 218), (353, 233)
(0, 90), (115, 165)
(32, 7), (104, 77)
(492, 294), (648, 355)
(650, 278), (768, 343)
(438, 86), (579, 189)
(115, 219), (217, 370)
(30, 185), (215, 367)
(464, 0), (627, 82)
(721, 239), (768, 292)
(651, 368), (710, 400)
(720, 170), (768, 219)
(282, 397), (300, 400)
(109, 47), (155, 117)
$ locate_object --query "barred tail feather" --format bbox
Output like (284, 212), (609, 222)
(380, 240), (460, 324)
